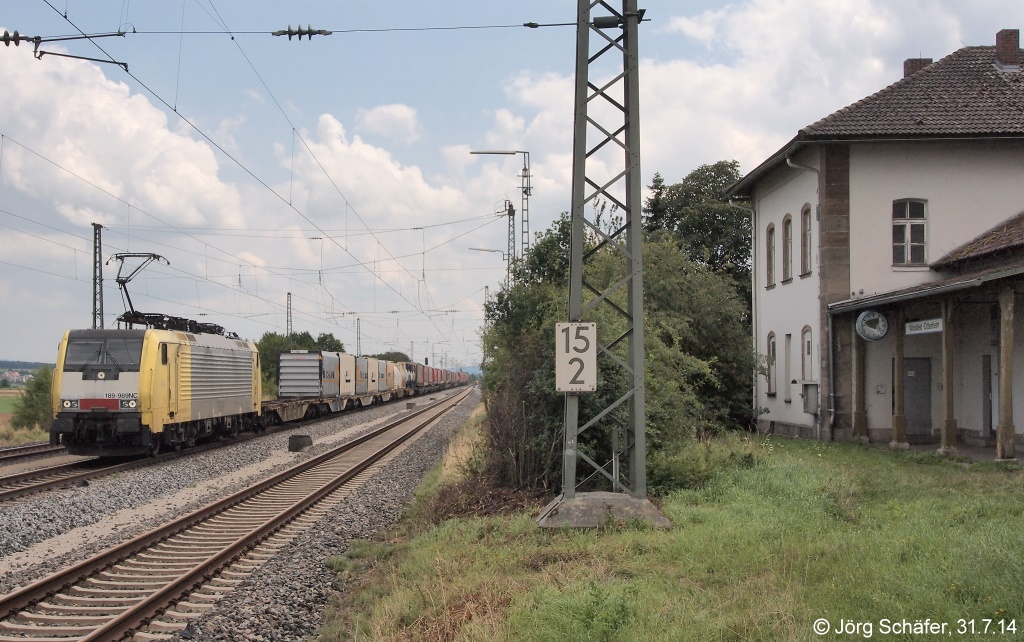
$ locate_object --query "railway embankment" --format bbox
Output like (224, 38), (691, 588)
(317, 429), (1024, 641)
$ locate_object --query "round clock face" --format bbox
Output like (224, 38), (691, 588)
(856, 310), (889, 341)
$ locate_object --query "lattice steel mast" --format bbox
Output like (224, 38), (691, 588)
(563, 0), (647, 500)
(92, 223), (103, 329)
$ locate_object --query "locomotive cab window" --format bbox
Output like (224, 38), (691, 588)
(63, 330), (146, 372)
(161, 343), (168, 365)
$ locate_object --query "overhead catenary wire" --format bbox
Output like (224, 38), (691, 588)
(0, 130), (357, 318)
(3, 198), (493, 352)
(1, 143), (493, 357)
(186, 2), (476, 356)
(23, 2), (511, 362)
(35, 21), (575, 38)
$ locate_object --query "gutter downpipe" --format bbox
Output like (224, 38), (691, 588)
(729, 198), (758, 429)
(784, 155), (831, 439)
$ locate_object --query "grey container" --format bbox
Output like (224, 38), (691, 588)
(355, 357), (369, 395)
(279, 351), (340, 398)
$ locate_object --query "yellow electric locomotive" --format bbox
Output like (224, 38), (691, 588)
(51, 328), (261, 456)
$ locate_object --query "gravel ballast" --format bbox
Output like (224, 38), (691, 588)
(0, 389), (475, 604)
(171, 389), (478, 641)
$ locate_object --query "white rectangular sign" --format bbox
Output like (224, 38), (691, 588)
(555, 322), (597, 392)
(906, 318), (943, 335)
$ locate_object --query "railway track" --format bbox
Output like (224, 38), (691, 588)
(0, 443), (65, 465)
(0, 405), (357, 503)
(0, 459), (108, 503)
(0, 387), (471, 641)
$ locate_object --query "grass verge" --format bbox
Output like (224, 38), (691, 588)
(317, 431), (1024, 642)
(0, 390), (48, 446)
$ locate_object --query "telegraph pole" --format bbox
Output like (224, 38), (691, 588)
(539, 1), (667, 528)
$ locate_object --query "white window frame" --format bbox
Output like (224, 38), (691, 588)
(800, 206), (813, 276)
(801, 325), (813, 381)
(892, 199), (927, 265)
(784, 333), (792, 402)
(782, 215), (793, 282)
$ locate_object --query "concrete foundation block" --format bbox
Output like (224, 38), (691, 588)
(537, 491), (671, 529)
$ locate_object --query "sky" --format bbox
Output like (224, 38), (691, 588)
(1, 0), (1022, 366)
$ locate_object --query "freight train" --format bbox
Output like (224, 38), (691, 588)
(50, 327), (468, 457)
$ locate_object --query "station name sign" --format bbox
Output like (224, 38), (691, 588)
(905, 318), (943, 335)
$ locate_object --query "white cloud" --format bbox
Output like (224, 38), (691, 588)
(2, 1), (1022, 362)
(663, 8), (730, 46)
(0, 46), (243, 229)
(355, 104), (421, 143)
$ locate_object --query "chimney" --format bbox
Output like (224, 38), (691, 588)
(995, 29), (1021, 68)
(903, 58), (933, 78)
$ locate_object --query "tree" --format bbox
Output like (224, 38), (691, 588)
(256, 330), (350, 385)
(520, 212), (572, 286)
(0, 378), (10, 389)
(480, 203), (756, 491)
(643, 161), (751, 307)
(316, 332), (345, 353)
(642, 231), (755, 429)
(256, 332), (290, 390)
(289, 331), (318, 351)
(370, 351), (411, 363)
(12, 366), (52, 431)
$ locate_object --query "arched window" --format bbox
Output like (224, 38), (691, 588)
(801, 325), (813, 381)
(782, 215), (793, 282)
(766, 332), (777, 395)
(800, 206), (813, 275)
(766, 224), (776, 287)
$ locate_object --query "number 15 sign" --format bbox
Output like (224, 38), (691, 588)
(555, 322), (597, 392)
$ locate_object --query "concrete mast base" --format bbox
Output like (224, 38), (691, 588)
(537, 491), (671, 529)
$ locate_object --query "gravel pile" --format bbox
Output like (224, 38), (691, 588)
(170, 388), (478, 641)
(0, 390), (471, 596)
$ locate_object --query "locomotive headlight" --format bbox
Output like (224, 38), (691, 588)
(61, 399), (79, 409)
(120, 399), (138, 409)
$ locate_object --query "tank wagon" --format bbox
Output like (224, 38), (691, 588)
(53, 336), (469, 457)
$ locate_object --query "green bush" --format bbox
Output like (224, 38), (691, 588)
(481, 213), (756, 492)
(12, 366), (53, 431)
(648, 434), (766, 496)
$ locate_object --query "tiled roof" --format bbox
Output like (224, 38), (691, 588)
(801, 46), (1024, 138)
(931, 209), (1024, 268)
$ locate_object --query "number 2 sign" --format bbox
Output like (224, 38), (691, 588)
(555, 322), (597, 392)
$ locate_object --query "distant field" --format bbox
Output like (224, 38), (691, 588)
(0, 394), (21, 414)
(0, 389), (48, 445)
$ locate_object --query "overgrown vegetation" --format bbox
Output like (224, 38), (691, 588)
(0, 421), (49, 447)
(319, 439), (1024, 642)
(11, 365), (52, 432)
(480, 161), (755, 492)
(0, 366), (53, 446)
